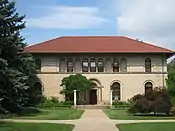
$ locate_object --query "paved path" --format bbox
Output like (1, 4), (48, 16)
(72, 109), (118, 131)
(1, 110), (118, 131)
(2, 110), (175, 131)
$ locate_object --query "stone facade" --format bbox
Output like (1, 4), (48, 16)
(34, 53), (168, 104)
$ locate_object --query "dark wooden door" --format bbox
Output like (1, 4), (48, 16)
(90, 89), (97, 105)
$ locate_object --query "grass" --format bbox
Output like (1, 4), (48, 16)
(0, 122), (74, 131)
(117, 122), (175, 131)
(104, 109), (175, 120)
(14, 108), (84, 120)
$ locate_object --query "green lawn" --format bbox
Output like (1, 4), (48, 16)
(104, 109), (175, 120)
(117, 122), (175, 131)
(15, 109), (84, 120)
(0, 122), (74, 131)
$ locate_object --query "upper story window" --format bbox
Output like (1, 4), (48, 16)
(121, 58), (127, 72)
(82, 58), (89, 72)
(67, 58), (74, 72)
(113, 59), (119, 72)
(35, 58), (41, 71)
(59, 59), (66, 72)
(90, 58), (96, 72)
(145, 58), (151, 72)
(97, 58), (104, 72)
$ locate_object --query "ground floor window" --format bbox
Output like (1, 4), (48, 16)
(111, 82), (120, 100)
(145, 82), (153, 94)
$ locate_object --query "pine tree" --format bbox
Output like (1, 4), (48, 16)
(0, 0), (41, 112)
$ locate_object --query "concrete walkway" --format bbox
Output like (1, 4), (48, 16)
(2, 110), (175, 131)
(1, 110), (118, 131)
(72, 109), (118, 131)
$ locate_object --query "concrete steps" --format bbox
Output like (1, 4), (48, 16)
(75, 105), (110, 109)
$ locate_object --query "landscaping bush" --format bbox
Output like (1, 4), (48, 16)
(113, 101), (130, 109)
(38, 97), (73, 108)
(128, 87), (172, 115)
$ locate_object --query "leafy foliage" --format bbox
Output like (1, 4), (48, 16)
(38, 97), (73, 108)
(112, 101), (130, 110)
(128, 87), (172, 115)
(167, 59), (175, 98)
(0, 0), (42, 113)
(60, 74), (94, 95)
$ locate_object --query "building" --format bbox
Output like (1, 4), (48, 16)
(25, 36), (174, 105)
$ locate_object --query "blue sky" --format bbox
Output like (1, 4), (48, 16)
(16, 0), (175, 50)
(16, 0), (119, 45)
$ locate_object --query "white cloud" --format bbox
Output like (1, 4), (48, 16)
(26, 6), (109, 29)
(117, 0), (175, 49)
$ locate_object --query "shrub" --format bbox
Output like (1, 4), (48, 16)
(38, 97), (73, 108)
(113, 101), (130, 109)
(128, 87), (172, 115)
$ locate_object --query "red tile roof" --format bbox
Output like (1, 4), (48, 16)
(25, 36), (174, 54)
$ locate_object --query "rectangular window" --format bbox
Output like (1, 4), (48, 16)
(90, 62), (96, 72)
(82, 61), (89, 72)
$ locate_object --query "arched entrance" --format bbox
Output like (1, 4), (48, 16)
(88, 78), (102, 105)
(111, 82), (121, 101)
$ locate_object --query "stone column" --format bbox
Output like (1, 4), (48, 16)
(74, 90), (77, 106)
(97, 88), (100, 104)
(110, 90), (113, 107)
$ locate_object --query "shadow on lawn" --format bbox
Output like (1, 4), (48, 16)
(17, 107), (43, 116)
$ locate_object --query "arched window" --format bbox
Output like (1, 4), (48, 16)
(97, 58), (104, 72)
(111, 82), (121, 100)
(145, 82), (153, 94)
(59, 59), (66, 72)
(35, 58), (41, 71)
(67, 58), (74, 72)
(33, 81), (43, 95)
(121, 58), (127, 72)
(113, 59), (119, 72)
(74, 58), (81, 72)
(90, 58), (96, 72)
(105, 59), (111, 72)
(145, 58), (151, 72)
(82, 58), (89, 72)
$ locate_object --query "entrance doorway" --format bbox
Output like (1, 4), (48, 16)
(89, 89), (97, 105)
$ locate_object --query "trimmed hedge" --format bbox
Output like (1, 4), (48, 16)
(112, 101), (130, 110)
(37, 97), (73, 108)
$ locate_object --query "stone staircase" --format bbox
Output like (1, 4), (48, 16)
(75, 105), (111, 109)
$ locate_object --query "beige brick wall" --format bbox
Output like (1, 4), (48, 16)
(38, 73), (167, 102)
(36, 53), (167, 103)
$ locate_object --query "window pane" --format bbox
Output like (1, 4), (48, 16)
(145, 82), (153, 94)
(113, 59), (119, 72)
(145, 58), (151, 72)
(111, 82), (120, 100)
(82, 59), (89, 72)
(67, 58), (74, 72)
(98, 59), (104, 72)
(90, 59), (96, 72)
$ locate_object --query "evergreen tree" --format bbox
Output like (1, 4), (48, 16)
(0, 0), (42, 112)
